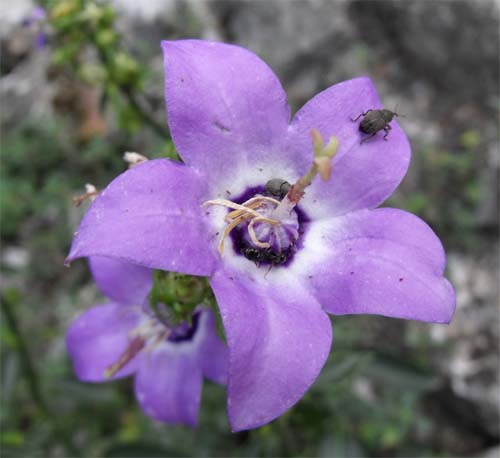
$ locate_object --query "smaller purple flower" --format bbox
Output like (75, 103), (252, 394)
(21, 6), (47, 49)
(66, 256), (227, 426)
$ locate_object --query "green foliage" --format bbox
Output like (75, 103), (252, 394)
(43, 0), (168, 138)
(149, 271), (209, 324)
(389, 137), (481, 250)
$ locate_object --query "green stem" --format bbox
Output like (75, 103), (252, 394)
(124, 89), (170, 140)
(1, 293), (48, 416)
(1, 293), (81, 457)
(90, 31), (170, 141)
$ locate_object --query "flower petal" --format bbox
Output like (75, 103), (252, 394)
(162, 40), (307, 187)
(66, 302), (143, 381)
(67, 159), (218, 276)
(89, 257), (152, 305)
(196, 307), (228, 385)
(294, 208), (455, 323)
(134, 345), (203, 426)
(287, 77), (411, 218)
(210, 269), (332, 431)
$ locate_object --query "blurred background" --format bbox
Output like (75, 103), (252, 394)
(1, 1), (499, 457)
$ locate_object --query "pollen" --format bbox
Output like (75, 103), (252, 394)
(203, 195), (281, 255)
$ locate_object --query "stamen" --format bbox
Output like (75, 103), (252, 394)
(219, 214), (248, 254)
(225, 196), (280, 221)
(226, 200), (264, 221)
(123, 151), (148, 168)
(203, 196), (281, 256)
(143, 329), (171, 353)
(128, 318), (159, 338)
(203, 199), (265, 219)
(248, 217), (271, 248)
(72, 184), (99, 207)
(240, 195), (282, 207)
(104, 336), (145, 378)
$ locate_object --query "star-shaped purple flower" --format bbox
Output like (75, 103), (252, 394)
(67, 40), (455, 431)
(66, 256), (227, 426)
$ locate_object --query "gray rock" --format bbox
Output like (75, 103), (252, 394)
(443, 250), (500, 438)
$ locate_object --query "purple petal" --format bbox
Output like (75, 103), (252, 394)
(296, 208), (455, 323)
(210, 269), (332, 431)
(287, 77), (411, 218)
(134, 345), (203, 426)
(66, 302), (143, 381)
(196, 307), (228, 385)
(67, 159), (218, 276)
(162, 40), (307, 184)
(89, 257), (152, 305)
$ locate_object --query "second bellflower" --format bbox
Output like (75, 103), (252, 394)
(66, 256), (227, 426)
(67, 40), (455, 431)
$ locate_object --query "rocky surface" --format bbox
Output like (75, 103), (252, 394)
(444, 251), (500, 437)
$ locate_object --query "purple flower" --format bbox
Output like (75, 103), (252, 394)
(66, 256), (227, 426)
(66, 40), (455, 431)
(21, 6), (47, 49)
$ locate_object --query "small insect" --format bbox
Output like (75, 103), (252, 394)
(241, 246), (290, 266)
(241, 247), (264, 263)
(265, 178), (291, 199)
(351, 108), (401, 144)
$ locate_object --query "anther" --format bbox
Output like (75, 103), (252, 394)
(72, 183), (99, 207)
(123, 151), (148, 168)
(104, 336), (145, 378)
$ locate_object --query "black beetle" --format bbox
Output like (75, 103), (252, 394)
(351, 109), (400, 144)
(241, 247), (265, 264)
(241, 246), (291, 266)
(265, 178), (291, 199)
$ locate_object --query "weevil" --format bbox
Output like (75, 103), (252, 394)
(351, 108), (400, 144)
(265, 178), (291, 199)
(241, 246), (291, 266)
